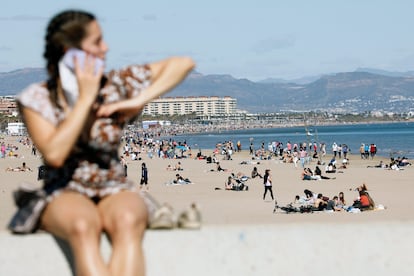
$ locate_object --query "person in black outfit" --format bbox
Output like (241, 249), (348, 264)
(140, 162), (148, 190)
(263, 169), (274, 201)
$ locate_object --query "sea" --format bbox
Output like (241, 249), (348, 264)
(166, 122), (414, 159)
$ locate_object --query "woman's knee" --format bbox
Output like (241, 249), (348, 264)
(117, 209), (147, 231)
(69, 215), (102, 240)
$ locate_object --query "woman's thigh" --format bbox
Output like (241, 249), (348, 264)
(41, 191), (101, 239)
(98, 191), (148, 235)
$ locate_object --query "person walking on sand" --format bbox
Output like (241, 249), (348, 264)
(263, 169), (274, 201)
(140, 162), (149, 190)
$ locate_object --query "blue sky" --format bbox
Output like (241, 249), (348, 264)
(1, 0), (413, 81)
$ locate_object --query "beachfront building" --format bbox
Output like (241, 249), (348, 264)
(0, 96), (18, 115)
(7, 122), (26, 135)
(143, 96), (237, 116)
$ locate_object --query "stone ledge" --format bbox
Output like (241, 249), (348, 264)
(1, 223), (413, 276)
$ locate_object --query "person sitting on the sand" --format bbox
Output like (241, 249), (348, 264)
(326, 196), (342, 212)
(352, 190), (375, 211)
(303, 189), (317, 205)
(215, 162), (228, 172)
(338, 158), (349, 169)
(251, 167), (263, 179)
(196, 150), (206, 160)
(225, 175), (248, 191)
(349, 183), (375, 211)
(313, 193), (328, 211)
(5, 162), (33, 172)
(174, 161), (183, 171)
(338, 192), (347, 209)
(206, 155), (213, 163)
(325, 162), (336, 173)
(225, 176), (237, 190)
(301, 167), (317, 180)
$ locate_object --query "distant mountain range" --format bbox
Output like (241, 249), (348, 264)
(1, 67), (413, 113)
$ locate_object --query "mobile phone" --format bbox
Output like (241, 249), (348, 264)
(62, 48), (104, 73)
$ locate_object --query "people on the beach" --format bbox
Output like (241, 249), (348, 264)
(10, 9), (194, 276)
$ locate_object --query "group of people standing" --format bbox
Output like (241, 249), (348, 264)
(359, 143), (377, 159)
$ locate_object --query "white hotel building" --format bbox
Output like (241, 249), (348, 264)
(142, 96), (237, 116)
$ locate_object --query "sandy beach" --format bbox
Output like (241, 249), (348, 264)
(1, 135), (413, 231)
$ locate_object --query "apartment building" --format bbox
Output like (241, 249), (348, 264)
(0, 96), (18, 115)
(143, 96), (237, 116)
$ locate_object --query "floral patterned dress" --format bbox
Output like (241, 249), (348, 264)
(17, 64), (151, 200)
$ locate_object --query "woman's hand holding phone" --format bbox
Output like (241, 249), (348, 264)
(62, 49), (105, 105)
(62, 48), (104, 74)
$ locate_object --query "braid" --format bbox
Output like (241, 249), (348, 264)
(43, 10), (95, 108)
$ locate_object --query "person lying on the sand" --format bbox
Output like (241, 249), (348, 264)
(173, 173), (192, 184)
(367, 160), (387, 168)
(314, 166), (335, 180)
(5, 162), (33, 172)
(240, 157), (261, 165)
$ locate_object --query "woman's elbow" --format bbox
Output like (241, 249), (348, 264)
(171, 56), (195, 73)
(183, 57), (196, 71)
(42, 152), (67, 168)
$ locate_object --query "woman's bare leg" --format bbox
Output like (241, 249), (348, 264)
(98, 191), (148, 276)
(41, 192), (110, 276)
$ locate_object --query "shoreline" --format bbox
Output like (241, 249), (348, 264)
(134, 119), (414, 137)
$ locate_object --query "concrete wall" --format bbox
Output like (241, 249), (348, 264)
(1, 223), (413, 276)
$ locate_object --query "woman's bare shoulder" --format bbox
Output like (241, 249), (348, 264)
(17, 83), (60, 125)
